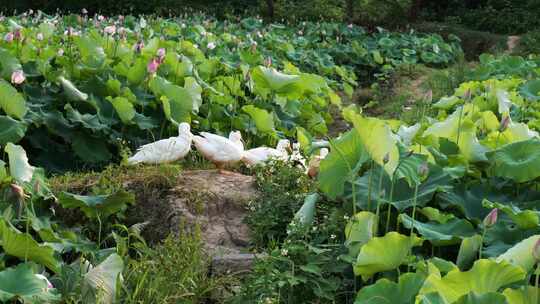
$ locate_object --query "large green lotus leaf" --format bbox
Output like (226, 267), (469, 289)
(184, 77), (202, 112)
(293, 193), (319, 226)
(72, 135), (112, 163)
(73, 36), (106, 68)
(394, 149), (429, 187)
(349, 113), (399, 176)
(0, 160), (6, 182)
(0, 115), (26, 145)
(126, 58), (147, 85)
(59, 77), (89, 102)
(242, 105), (275, 133)
(437, 183), (511, 220)
(319, 130), (369, 199)
(149, 76), (192, 123)
(399, 214), (476, 246)
(418, 259), (526, 304)
(456, 235), (482, 270)
(423, 109), (487, 162)
(420, 207), (455, 224)
(487, 139), (540, 183)
(251, 66), (302, 96)
(433, 96), (461, 110)
(519, 79), (540, 101)
(0, 220), (61, 273)
(64, 104), (109, 131)
(0, 48), (22, 80)
(498, 121), (539, 145)
(354, 232), (423, 281)
(5, 143), (35, 183)
(354, 273), (425, 304)
(0, 263), (60, 302)
(57, 190), (135, 219)
(82, 254), (124, 304)
(483, 200), (539, 229)
(106, 96), (135, 124)
(454, 292), (508, 304)
(497, 235), (540, 272)
(503, 286), (540, 304)
(345, 211), (377, 258)
(0, 79), (27, 119)
(348, 163), (452, 211)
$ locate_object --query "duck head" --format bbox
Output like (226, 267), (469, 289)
(228, 131), (244, 149)
(178, 122), (193, 138)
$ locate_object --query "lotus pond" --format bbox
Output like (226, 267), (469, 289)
(1, 10), (540, 304)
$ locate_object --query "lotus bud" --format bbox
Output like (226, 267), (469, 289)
(36, 32), (43, 41)
(348, 24), (354, 29)
(424, 90), (433, 104)
(533, 238), (540, 261)
(382, 153), (390, 165)
(98, 15), (105, 22)
(463, 89), (472, 102)
(14, 28), (22, 41)
(10, 184), (26, 200)
(118, 15), (125, 22)
(82, 8), (88, 14)
(499, 115), (510, 132)
(418, 162), (429, 179)
(147, 58), (160, 74)
(157, 48), (166, 58)
(483, 208), (498, 228)
(4, 32), (14, 42)
(11, 70), (25, 85)
(35, 274), (54, 289)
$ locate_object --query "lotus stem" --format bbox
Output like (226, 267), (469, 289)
(479, 227), (487, 259)
(367, 160), (374, 212)
(97, 213), (103, 248)
(375, 164), (385, 234)
(408, 183), (419, 272)
(456, 105), (465, 146)
(384, 176), (395, 234)
(533, 262), (540, 304)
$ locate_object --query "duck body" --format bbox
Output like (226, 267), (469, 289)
(242, 139), (290, 166)
(193, 131), (244, 168)
(128, 123), (192, 165)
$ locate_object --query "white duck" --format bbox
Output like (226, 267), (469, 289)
(128, 123), (193, 165)
(242, 139), (291, 167)
(307, 148), (329, 178)
(193, 130), (244, 172)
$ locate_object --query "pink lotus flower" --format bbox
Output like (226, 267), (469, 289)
(207, 42), (216, 50)
(36, 32), (44, 41)
(13, 29), (22, 41)
(104, 25), (116, 35)
(147, 58), (160, 74)
(4, 32), (14, 42)
(483, 209), (498, 228)
(157, 48), (166, 58)
(98, 15), (105, 21)
(11, 70), (25, 85)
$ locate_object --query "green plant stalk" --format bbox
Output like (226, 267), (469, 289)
(479, 227), (487, 259)
(456, 105), (465, 146)
(407, 183), (419, 272)
(384, 176), (396, 234)
(533, 262), (540, 304)
(97, 213), (103, 248)
(375, 164), (385, 235)
(367, 161), (374, 212)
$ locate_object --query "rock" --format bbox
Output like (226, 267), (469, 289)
(211, 253), (262, 276)
(133, 170), (258, 256)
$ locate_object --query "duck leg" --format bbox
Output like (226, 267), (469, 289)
(215, 162), (236, 175)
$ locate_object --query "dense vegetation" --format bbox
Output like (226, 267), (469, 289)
(1, 4), (540, 304)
